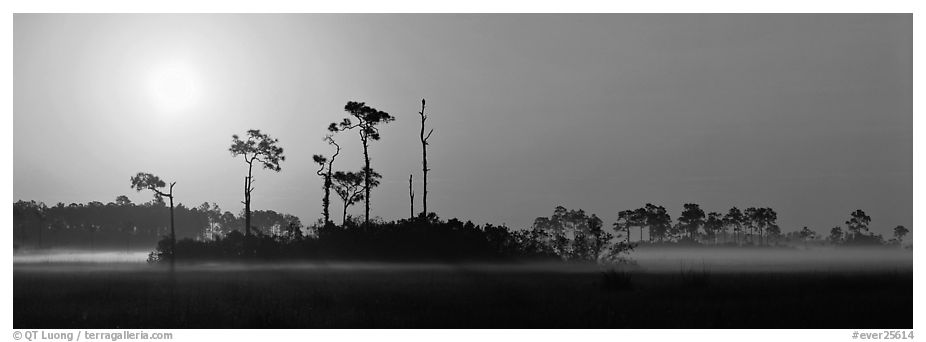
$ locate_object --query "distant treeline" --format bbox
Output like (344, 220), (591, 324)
(12, 198), (301, 251)
(13, 198), (909, 261)
(597, 204), (909, 248)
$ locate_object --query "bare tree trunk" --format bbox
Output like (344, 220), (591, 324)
(419, 99), (433, 217)
(322, 141), (339, 225)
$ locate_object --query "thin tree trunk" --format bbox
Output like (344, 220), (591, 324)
(342, 200), (348, 226)
(419, 99), (432, 217)
(245, 161), (254, 237)
(244, 176), (250, 237)
(322, 141), (339, 225)
(409, 174), (414, 219)
(322, 177), (330, 225)
(169, 186), (175, 268)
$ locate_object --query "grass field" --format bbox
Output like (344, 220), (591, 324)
(14, 263), (912, 328)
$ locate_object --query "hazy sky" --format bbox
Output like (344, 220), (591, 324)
(14, 14), (912, 235)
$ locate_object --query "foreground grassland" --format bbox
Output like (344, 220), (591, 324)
(14, 264), (911, 328)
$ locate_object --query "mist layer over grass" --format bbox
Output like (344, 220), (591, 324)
(630, 246), (912, 272)
(13, 247), (912, 273)
(13, 249), (151, 264)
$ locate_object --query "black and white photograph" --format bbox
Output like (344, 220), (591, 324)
(9, 8), (916, 335)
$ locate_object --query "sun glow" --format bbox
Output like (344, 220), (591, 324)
(147, 62), (201, 113)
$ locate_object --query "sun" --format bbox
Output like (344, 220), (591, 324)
(147, 62), (201, 113)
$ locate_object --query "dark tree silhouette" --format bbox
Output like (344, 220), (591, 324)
(329, 101), (395, 226)
(723, 207), (744, 244)
(828, 226), (844, 244)
(744, 207), (760, 244)
(229, 129), (286, 237)
(753, 207), (778, 245)
(313, 135), (340, 225)
(678, 203), (706, 240)
(586, 214), (614, 261)
(632, 208), (647, 243)
(408, 174), (414, 219)
(284, 216), (305, 242)
(766, 224), (782, 244)
(11, 199), (306, 251)
(614, 209), (636, 244)
(418, 99), (434, 217)
(534, 206), (623, 262)
(644, 203), (672, 242)
(115, 195), (133, 206)
(612, 208), (646, 244)
(893, 225), (909, 242)
(332, 170), (382, 226)
(13, 200), (46, 248)
(846, 209), (871, 239)
(130, 172), (176, 264)
(13, 202), (25, 247)
(704, 212), (723, 244)
(799, 226), (816, 248)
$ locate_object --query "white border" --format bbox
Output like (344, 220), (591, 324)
(5, 0), (921, 340)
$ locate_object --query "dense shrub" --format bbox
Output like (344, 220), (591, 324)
(148, 215), (634, 263)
